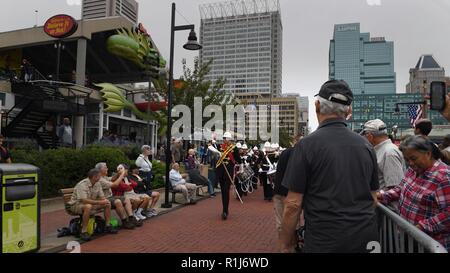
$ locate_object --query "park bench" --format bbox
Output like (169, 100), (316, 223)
(163, 176), (206, 204)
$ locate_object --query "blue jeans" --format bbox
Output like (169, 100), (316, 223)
(207, 178), (215, 195)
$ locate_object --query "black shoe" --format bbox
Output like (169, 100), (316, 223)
(222, 212), (228, 220)
(104, 225), (118, 234)
(79, 232), (91, 242)
(189, 200), (197, 205)
(131, 217), (143, 227)
(122, 219), (135, 229)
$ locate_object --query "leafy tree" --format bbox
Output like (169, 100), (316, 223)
(153, 58), (235, 138)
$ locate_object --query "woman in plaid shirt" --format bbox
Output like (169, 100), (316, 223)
(378, 135), (450, 250)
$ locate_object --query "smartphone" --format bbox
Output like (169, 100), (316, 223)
(430, 81), (447, 111)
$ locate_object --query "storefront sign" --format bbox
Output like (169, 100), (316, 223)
(44, 14), (78, 38)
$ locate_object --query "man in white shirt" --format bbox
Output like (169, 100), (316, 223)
(169, 163), (197, 204)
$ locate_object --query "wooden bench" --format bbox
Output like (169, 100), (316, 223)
(60, 187), (104, 216)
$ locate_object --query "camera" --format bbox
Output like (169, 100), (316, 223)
(429, 81), (447, 111)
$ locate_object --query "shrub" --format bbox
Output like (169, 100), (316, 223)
(11, 147), (133, 198)
(151, 160), (166, 189)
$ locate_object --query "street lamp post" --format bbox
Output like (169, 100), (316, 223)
(161, 3), (202, 208)
(54, 40), (64, 81)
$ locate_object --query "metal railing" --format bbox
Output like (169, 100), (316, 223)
(377, 203), (447, 253)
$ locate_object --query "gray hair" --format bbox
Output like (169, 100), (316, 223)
(317, 95), (350, 118)
(369, 130), (388, 137)
(141, 145), (151, 152)
(95, 162), (107, 170)
(399, 135), (433, 153)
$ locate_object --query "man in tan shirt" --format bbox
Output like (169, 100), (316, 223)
(67, 169), (118, 241)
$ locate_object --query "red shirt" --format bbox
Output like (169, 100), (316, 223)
(381, 160), (450, 250)
(111, 178), (137, 197)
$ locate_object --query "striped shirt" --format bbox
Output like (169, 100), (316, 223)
(381, 160), (450, 250)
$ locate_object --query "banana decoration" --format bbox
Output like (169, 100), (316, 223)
(95, 83), (156, 121)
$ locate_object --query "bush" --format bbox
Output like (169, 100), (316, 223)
(11, 147), (134, 198)
(151, 160), (166, 189)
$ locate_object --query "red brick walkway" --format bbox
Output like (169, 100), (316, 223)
(79, 187), (279, 253)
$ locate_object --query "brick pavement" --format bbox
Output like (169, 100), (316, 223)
(78, 187), (279, 253)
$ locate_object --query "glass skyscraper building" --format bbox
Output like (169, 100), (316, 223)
(199, 0), (282, 99)
(329, 23), (396, 95)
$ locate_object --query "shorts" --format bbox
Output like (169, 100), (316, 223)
(124, 191), (149, 201)
(66, 203), (102, 215)
(107, 196), (126, 209)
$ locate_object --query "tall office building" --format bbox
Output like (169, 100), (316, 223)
(199, 0), (282, 99)
(329, 23), (396, 95)
(82, 0), (138, 24)
(406, 55), (446, 96)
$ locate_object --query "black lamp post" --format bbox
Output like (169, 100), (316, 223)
(161, 3), (202, 208)
(54, 40), (64, 81)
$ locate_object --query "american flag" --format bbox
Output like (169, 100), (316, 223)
(407, 104), (423, 127)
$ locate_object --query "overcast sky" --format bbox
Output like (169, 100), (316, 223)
(1, 0), (449, 130)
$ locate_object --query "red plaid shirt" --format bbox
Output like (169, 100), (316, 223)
(381, 160), (450, 250)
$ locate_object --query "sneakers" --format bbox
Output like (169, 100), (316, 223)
(122, 219), (135, 229)
(79, 232), (91, 242)
(187, 199), (197, 205)
(134, 210), (146, 221)
(132, 217), (143, 227)
(145, 209), (157, 218)
(210, 193), (216, 198)
(104, 225), (118, 234)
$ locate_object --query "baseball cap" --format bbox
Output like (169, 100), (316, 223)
(316, 80), (353, 106)
(361, 119), (387, 135)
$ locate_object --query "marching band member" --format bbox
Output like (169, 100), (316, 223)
(249, 146), (261, 190)
(260, 142), (274, 201)
(216, 131), (241, 220)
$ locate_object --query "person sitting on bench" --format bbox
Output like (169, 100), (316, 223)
(169, 163), (197, 204)
(66, 169), (118, 241)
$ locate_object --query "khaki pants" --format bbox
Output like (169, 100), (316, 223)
(174, 182), (197, 202)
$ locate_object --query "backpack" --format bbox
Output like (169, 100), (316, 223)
(68, 217), (82, 237)
(94, 216), (106, 234)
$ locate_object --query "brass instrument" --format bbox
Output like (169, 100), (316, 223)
(216, 143), (236, 168)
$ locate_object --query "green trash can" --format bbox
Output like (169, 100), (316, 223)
(1, 164), (40, 253)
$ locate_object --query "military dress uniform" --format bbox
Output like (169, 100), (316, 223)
(260, 151), (276, 201)
(216, 142), (241, 219)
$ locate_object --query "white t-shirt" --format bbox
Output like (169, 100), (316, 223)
(135, 154), (152, 172)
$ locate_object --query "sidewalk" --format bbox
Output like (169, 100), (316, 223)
(73, 186), (278, 253)
(39, 186), (213, 253)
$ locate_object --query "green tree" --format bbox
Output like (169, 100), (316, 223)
(154, 58), (235, 138)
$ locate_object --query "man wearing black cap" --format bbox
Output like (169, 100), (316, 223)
(280, 80), (379, 253)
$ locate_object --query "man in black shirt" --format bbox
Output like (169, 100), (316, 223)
(274, 134), (303, 242)
(280, 80), (379, 253)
